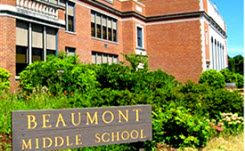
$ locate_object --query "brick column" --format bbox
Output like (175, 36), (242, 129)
(0, 16), (17, 91)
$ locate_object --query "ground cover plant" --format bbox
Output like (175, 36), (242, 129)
(0, 54), (243, 151)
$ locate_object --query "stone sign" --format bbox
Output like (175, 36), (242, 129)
(12, 105), (152, 150)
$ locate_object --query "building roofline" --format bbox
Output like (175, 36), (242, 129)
(87, 0), (226, 37)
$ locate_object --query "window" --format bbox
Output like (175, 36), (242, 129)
(92, 51), (118, 65)
(44, 0), (66, 6)
(16, 20), (57, 76)
(50, 0), (58, 4)
(96, 14), (102, 38)
(16, 21), (29, 76)
(107, 18), (112, 41)
(137, 26), (143, 48)
(112, 20), (117, 42)
(102, 16), (107, 40)
(32, 24), (44, 63)
(91, 11), (96, 37)
(211, 37), (225, 71)
(66, 1), (75, 32)
(59, 0), (66, 7)
(47, 27), (57, 56)
(91, 11), (117, 42)
(66, 47), (76, 56)
(211, 37), (215, 69)
(16, 46), (28, 76)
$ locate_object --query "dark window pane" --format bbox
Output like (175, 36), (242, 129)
(66, 47), (76, 56)
(16, 46), (27, 64)
(16, 46), (28, 76)
(47, 50), (56, 56)
(113, 29), (117, 42)
(137, 27), (143, 47)
(91, 23), (95, 37)
(97, 24), (101, 38)
(108, 28), (112, 41)
(16, 63), (28, 76)
(103, 26), (107, 40)
(68, 16), (74, 32)
(32, 48), (44, 63)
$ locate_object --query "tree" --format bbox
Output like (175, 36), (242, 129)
(228, 55), (244, 75)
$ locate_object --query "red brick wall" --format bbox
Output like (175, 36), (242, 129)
(121, 20), (134, 63)
(58, 9), (65, 21)
(0, 17), (18, 91)
(146, 20), (202, 82)
(0, 0), (226, 89)
(121, 19), (147, 65)
(140, 0), (200, 16)
(121, 1), (146, 16)
(203, 0), (208, 12)
(204, 21), (210, 60)
(0, 0), (15, 5)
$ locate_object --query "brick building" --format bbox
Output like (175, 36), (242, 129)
(0, 0), (227, 89)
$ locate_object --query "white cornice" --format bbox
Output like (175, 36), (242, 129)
(0, 5), (65, 27)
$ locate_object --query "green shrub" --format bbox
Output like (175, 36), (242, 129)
(19, 55), (99, 94)
(94, 63), (178, 93)
(177, 81), (213, 116)
(220, 69), (237, 83)
(151, 104), (212, 149)
(0, 68), (11, 90)
(236, 73), (244, 88)
(199, 70), (225, 89)
(178, 81), (243, 119)
(207, 89), (243, 118)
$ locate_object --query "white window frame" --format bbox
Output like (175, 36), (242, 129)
(66, 47), (76, 56)
(66, 1), (75, 32)
(136, 24), (144, 49)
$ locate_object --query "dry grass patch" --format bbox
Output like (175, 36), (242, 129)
(202, 132), (244, 151)
(156, 132), (244, 151)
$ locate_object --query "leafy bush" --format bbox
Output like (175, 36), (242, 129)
(122, 53), (148, 71)
(208, 89), (244, 118)
(0, 68), (11, 90)
(177, 81), (213, 116)
(236, 73), (244, 88)
(2, 53), (244, 150)
(19, 55), (99, 94)
(178, 81), (243, 119)
(199, 70), (225, 89)
(220, 69), (237, 83)
(152, 104), (212, 149)
(94, 63), (178, 93)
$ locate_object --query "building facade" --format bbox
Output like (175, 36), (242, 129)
(0, 0), (228, 90)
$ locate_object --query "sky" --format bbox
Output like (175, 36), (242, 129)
(210, 0), (244, 57)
